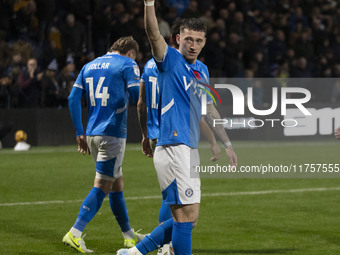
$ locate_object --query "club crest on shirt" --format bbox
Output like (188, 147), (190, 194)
(185, 188), (193, 197)
(133, 65), (140, 76)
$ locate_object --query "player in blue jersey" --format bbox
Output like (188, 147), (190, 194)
(116, 1), (237, 255)
(63, 36), (145, 253)
(138, 20), (221, 233)
(138, 19), (220, 160)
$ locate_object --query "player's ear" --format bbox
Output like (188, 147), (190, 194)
(126, 49), (136, 60)
(202, 37), (207, 48)
(176, 34), (180, 46)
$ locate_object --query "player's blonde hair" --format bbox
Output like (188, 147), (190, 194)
(109, 36), (139, 55)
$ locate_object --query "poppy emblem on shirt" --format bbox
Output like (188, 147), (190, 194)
(193, 70), (201, 80)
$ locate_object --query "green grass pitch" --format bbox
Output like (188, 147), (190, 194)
(0, 140), (339, 255)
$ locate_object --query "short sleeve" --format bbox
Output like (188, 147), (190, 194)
(154, 45), (177, 73)
(122, 59), (140, 86)
(122, 59), (140, 104)
(73, 66), (86, 90)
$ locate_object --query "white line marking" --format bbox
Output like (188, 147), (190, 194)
(0, 141), (337, 155)
(1, 187), (339, 207)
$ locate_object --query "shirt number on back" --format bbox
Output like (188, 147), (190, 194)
(86, 77), (110, 106)
(149, 76), (158, 109)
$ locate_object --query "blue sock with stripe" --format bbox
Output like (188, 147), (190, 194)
(109, 191), (131, 232)
(73, 187), (106, 232)
(136, 218), (173, 254)
(172, 222), (193, 255)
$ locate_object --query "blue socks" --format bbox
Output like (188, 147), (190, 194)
(109, 191), (131, 232)
(158, 200), (172, 224)
(172, 222), (193, 255)
(136, 218), (173, 254)
(73, 187), (106, 232)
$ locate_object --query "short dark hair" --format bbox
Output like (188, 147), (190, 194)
(170, 18), (182, 48)
(109, 36), (139, 55)
(180, 18), (207, 35)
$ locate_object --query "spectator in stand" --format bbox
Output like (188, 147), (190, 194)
(110, 11), (134, 44)
(332, 34), (340, 63)
(0, 71), (12, 109)
(41, 59), (59, 107)
(35, 0), (56, 43)
(60, 13), (87, 68)
(288, 7), (309, 32)
(204, 31), (225, 77)
(166, 0), (189, 16)
(290, 57), (312, 78)
(0, 0), (14, 40)
(158, 16), (171, 41)
(40, 40), (63, 71)
(268, 29), (287, 64)
(229, 11), (249, 39)
(131, 16), (150, 61)
(12, 40), (35, 66)
(200, 9), (216, 31)
(293, 30), (314, 60)
(69, 0), (92, 28)
(224, 33), (244, 77)
(181, 0), (200, 19)
(210, 18), (227, 42)
(56, 55), (77, 107)
(93, 2), (113, 56)
(14, 0), (39, 41)
(1, 0), (340, 108)
(0, 41), (11, 75)
(17, 58), (43, 108)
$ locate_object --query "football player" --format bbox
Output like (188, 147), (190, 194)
(117, 1), (237, 255)
(64, 36), (145, 253)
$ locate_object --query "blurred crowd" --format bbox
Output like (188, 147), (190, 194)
(1, 0), (340, 109)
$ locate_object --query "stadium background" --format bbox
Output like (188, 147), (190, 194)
(0, 0), (340, 147)
(1, 1), (340, 255)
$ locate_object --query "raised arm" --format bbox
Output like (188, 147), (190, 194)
(204, 104), (238, 166)
(144, 0), (167, 61)
(137, 80), (153, 157)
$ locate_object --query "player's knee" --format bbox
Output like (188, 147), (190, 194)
(112, 176), (124, 192)
(94, 178), (113, 195)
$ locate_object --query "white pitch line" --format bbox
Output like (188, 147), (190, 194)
(0, 187), (339, 207)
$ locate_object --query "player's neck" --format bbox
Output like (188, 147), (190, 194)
(110, 50), (121, 55)
(183, 56), (196, 65)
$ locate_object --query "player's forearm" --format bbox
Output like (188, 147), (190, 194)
(200, 118), (217, 146)
(204, 104), (231, 146)
(137, 82), (148, 138)
(144, 2), (159, 42)
(137, 100), (148, 138)
(144, 1), (167, 61)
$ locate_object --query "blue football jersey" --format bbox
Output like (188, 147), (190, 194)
(141, 58), (160, 140)
(68, 52), (140, 138)
(155, 46), (212, 148)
